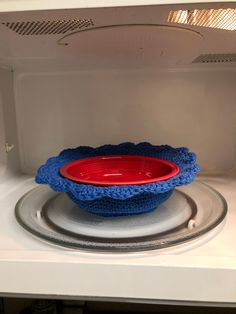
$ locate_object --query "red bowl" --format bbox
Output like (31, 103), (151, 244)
(60, 155), (179, 186)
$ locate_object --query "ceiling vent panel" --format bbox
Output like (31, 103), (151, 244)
(193, 53), (236, 63)
(1, 19), (94, 35)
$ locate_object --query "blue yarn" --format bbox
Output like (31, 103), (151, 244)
(35, 142), (200, 217)
(67, 190), (174, 217)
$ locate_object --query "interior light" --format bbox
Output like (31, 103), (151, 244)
(168, 8), (236, 31)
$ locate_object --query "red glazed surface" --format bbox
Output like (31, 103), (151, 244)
(60, 155), (179, 186)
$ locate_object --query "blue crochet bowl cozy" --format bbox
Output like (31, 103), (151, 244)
(35, 142), (200, 217)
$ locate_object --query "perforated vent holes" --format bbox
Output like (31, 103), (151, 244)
(1, 19), (94, 35)
(193, 54), (236, 63)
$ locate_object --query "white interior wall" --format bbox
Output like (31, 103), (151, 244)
(0, 2), (235, 177)
(14, 67), (236, 175)
(0, 67), (20, 175)
(0, 77), (6, 174)
(0, 1), (234, 177)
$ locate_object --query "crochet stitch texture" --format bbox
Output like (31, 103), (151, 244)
(36, 142), (200, 216)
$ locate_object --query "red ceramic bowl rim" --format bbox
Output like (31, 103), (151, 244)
(60, 155), (180, 186)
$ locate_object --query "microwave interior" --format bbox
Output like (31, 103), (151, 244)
(0, 2), (236, 248)
(0, 0), (236, 304)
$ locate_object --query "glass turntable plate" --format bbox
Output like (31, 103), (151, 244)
(15, 182), (227, 252)
(44, 191), (193, 239)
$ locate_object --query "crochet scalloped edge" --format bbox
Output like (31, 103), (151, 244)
(35, 142), (200, 201)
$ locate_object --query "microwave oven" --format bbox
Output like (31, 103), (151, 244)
(0, 0), (235, 308)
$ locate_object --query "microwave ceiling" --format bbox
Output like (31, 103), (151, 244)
(0, 3), (235, 68)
